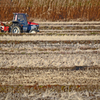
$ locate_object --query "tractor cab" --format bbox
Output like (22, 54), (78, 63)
(13, 13), (28, 26)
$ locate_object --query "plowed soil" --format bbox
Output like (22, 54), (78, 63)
(0, 34), (100, 99)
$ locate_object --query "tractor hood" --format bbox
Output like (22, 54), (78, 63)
(28, 22), (39, 25)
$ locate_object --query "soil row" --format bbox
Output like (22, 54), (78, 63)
(0, 53), (99, 68)
(0, 85), (100, 100)
(0, 41), (99, 53)
(1, 32), (100, 36)
(0, 35), (100, 41)
(0, 65), (100, 86)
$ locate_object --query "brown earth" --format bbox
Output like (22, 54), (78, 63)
(0, 33), (100, 99)
(0, 36), (100, 86)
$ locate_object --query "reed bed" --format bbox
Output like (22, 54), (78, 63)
(0, 0), (100, 21)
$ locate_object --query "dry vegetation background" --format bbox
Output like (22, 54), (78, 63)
(0, 0), (100, 21)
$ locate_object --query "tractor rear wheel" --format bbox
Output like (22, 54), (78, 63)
(11, 26), (21, 34)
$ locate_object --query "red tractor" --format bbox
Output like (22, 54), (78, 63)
(0, 13), (39, 34)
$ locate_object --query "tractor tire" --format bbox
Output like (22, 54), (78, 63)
(29, 29), (37, 34)
(11, 25), (21, 34)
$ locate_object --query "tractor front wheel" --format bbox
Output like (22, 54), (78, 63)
(11, 26), (21, 34)
(29, 29), (37, 34)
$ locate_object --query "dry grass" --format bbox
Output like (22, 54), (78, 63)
(0, 0), (100, 21)
(0, 85), (100, 100)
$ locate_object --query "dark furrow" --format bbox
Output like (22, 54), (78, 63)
(0, 40), (100, 44)
(0, 66), (100, 73)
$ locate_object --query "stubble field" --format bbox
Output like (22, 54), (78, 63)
(0, 22), (100, 99)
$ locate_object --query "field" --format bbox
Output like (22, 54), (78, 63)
(0, 0), (100, 99)
(0, 0), (100, 21)
(0, 21), (100, 99)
